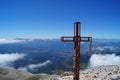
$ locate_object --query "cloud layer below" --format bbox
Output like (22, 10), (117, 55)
(89, 54), (120, 67)
(18, 60), (52, 71)
(95, 46), (115, 51)
(0, 38), (24, 44)
(0, 53), (25, 68)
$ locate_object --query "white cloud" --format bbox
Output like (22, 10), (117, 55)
(0, 38), (24, 44)
(0, 53), (25, 68)
(28, 60), (51, 69)
(89, 54), (120, 67)
(18, 67), (28, 71)
(18, 60), (52, 71)
(96, 46), (115, 51)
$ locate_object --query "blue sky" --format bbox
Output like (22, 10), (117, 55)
(0, 0), (120, 39)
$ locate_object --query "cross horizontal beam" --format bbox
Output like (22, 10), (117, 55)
(61, 36), (92, 42)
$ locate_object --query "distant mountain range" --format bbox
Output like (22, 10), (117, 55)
(0, 38), (120, 74)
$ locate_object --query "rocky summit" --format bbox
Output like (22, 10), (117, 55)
(1, 65), (120, 80)
(80, 65), (120, 80)
(50, 65), (120, 80)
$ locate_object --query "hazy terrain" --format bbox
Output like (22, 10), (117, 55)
(0, 38), (120, 74)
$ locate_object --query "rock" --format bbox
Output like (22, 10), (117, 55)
(110, 74), (120, 80)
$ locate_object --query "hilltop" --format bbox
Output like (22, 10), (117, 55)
(0, 68), (50, 80)
(1, 65), (120, 80)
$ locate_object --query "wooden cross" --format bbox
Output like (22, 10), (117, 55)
(61, 22), (92, 80)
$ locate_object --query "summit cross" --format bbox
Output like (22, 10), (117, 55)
(61, 22), (92, 80)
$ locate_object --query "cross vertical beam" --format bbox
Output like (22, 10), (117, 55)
(61, 22), (92, 80)
(73, 22), (80, 80)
